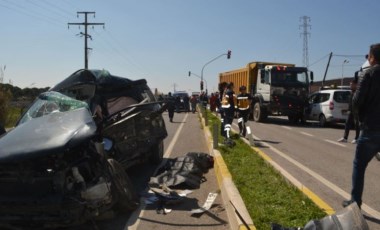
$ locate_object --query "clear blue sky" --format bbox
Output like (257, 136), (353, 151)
(0, 0), (379, 94)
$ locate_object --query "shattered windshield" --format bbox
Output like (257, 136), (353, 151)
(18, 91), (89, 125)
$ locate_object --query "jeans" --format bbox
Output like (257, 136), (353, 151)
(343, 113), (360, 140)
(351, 130), (380, 206)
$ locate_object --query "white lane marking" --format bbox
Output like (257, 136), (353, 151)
(324, 139), (346, 148)
(163, 113), (189, 158)
(281, 126), (292, 130)
(241, 123), (380, 219)
(126, 113), (188, 230)
(300, 131), (314, 137)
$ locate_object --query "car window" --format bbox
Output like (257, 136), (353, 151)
(309, 94), (318, 104)
(333, 91), (350, 103)
(320, 93), (330, 103)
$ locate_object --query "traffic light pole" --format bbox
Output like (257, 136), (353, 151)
(200, 50), (231, 126)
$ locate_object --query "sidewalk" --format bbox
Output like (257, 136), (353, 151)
(127, 112), (230, 230)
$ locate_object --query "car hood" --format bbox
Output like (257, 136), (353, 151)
(0, 108), (97, 162)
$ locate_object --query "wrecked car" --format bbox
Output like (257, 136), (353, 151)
(0, 69), (167, 227)
(50, 69), (168, 168)
(0, 92), (138, 227)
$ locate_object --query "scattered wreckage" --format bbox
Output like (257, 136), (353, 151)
(0, 69), (167, 228)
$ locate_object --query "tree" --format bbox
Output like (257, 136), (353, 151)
(0, 86), (12, 126)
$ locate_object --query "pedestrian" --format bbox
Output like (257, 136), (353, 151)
(190, 95), (197, 113)
(237, 85), (252, 138)
(163, 92), (176, 122)
(342, 43), (380, 209)
(209, 93), (217, 112)
(218, 82), (227, 137)
(337, 79), (360, 143)
(221, 82), (236, 146)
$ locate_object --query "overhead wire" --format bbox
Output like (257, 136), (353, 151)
(24, 0), (69, 20)
(93, 29), (151, 77)
(1, 0), (64, 26)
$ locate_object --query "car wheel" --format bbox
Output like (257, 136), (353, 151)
(319, 114), (326, 127)
(108, 159), (139, 212)
(150, 140), (164, 164)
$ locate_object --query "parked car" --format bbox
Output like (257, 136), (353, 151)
(305, 89), (351, 127)
(0, 69), (167, 227)
(172, 91), (190, 112)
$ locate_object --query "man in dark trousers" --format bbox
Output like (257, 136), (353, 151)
(218, 82), (227, 137)
(337, 79), (360, 143)
(221, 82), (236, 146)
(163, 92), (176, 122)
(237, 85), (252, 138)
(343, 43), (380, 209)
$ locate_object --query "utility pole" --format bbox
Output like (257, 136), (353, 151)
(68, 12), (104, 69)
(299, 16), (311, 68)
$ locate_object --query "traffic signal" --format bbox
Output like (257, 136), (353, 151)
(188, 71), (191, 77)
(227, 50), (231, 59)
(200, 80), (204, 90)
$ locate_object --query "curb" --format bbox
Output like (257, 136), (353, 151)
(199, 110), (256, 230)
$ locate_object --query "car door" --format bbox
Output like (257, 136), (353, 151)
(308, 93), (321, 120)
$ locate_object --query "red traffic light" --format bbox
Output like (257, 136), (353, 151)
(227, 50), (231, 59)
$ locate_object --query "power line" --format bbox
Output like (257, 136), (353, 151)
(68, 12), (105, 69)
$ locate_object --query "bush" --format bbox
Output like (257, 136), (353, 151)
(0, 87), (12, 126)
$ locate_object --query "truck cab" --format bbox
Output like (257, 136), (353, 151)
(254, 65), (313, 122)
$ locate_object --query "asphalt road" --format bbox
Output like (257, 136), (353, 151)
(238, 116), (380, 229)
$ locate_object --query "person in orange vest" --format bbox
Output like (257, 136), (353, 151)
(221, 82), (236, 146)
(237, 85), (252, 138)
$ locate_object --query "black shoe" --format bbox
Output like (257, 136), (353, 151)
(342, 199), (361, 209)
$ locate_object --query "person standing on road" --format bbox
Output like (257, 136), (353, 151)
(237, 85), (252, 138)
(163, 92), (176, 122)
(343, 43), (380, 209)
(337, 79), (360, 143)
(190, 95), (197, 113)
(218, 82), (227, 137)
(221, 82), (236, 146)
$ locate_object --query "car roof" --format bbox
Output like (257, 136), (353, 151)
(313, 89), (350, 93)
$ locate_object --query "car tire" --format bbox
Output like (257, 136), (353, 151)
(150, 140), (164, 164)
(108, 159), (139, 212)
(319, 114), (326, 127)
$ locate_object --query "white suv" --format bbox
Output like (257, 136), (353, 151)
(306, 89), (351, 126)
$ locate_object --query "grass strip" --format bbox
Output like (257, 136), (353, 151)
(206, 111), (326, 230)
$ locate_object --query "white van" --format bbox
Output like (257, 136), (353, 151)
(306, 89), (351, 126)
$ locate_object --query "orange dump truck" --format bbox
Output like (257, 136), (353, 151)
(219, 61), (313, 122)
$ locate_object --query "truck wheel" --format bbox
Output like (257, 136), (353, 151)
(149, 140), (164, 164)
(319, 114), (326, 127)
(253, 102), (266, 122)
(108, 159), (139, 212)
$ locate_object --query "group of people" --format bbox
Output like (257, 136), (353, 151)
(218, 82), (252, 146)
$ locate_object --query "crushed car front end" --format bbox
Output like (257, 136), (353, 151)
(0, 92), (119, 228)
